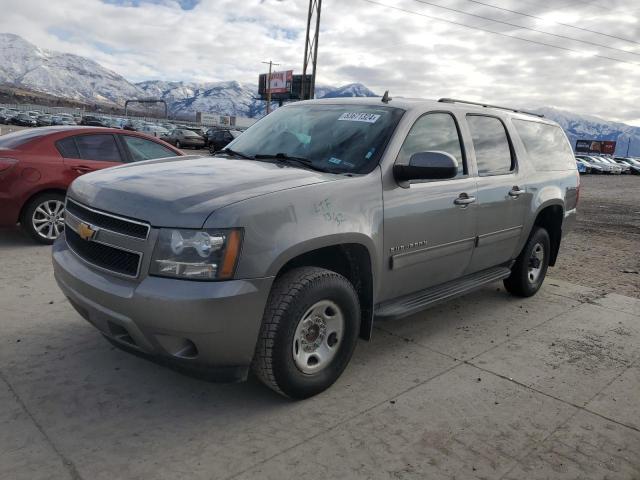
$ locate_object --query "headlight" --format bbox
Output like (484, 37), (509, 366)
(150, 228), (242, 280)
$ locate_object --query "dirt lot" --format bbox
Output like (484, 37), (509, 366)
(554, 174), (640, 298)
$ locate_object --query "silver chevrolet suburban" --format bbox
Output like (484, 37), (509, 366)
(52, 97), (579, 398)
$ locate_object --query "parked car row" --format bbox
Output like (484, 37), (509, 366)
(575, 155), (640, 175)
(0, 107), (213, 138)
(0, 126), (183, 244)
(0, 108), (81, 126)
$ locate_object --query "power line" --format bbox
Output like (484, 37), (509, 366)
(362, 0), (640, 67)
(407, 0), (640, 56)
(463, 0), (640, 46)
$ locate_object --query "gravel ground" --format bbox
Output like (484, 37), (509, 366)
(553, 174), (640, 298)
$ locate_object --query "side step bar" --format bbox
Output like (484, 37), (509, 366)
(374, 266), (511, 321)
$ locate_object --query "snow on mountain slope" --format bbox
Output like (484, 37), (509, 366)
(315, 83), (377, 98)
(137, 80), (265, 118)
(0, 33), (142, 105)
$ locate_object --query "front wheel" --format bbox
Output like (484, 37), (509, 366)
(503, 226), (550, 297)
(252, 267), (360, 399)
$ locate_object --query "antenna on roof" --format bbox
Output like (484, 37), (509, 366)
(381, 90), (392, 103)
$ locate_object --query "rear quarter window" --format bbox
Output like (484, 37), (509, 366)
(512, 119), (575, 171)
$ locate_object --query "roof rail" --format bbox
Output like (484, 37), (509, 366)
(438, 98), (544, 118)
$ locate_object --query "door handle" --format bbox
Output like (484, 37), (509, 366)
(73, 165), (92, 174)
(454, 193), (476, 206)
(509, 186), (525, 198)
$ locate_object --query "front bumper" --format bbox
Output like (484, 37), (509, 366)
(53, 237), (274, 381)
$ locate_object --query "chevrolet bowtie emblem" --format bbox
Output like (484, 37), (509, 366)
(78, 222), (98, 241)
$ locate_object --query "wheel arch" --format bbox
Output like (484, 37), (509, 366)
(532, 202), (564, 266)
(272, 239), (376, 341)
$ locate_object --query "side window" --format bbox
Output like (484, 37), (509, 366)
(74, 134), (122, 162)
(512, 119), (575, 170)
(122, 136), (177, 162)
(396, 112), (466, 177)
(466, 115), (513, 176)
(56, 137), (79, 158)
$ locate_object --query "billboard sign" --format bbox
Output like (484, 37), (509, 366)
(266, 70), (293, 94)
(575, 139), (616, 155)
(258, 73), (313, 100)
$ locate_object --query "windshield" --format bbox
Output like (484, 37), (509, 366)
(226, 104), (404, 174)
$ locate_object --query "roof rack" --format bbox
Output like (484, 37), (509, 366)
(438, 98), (544, 118)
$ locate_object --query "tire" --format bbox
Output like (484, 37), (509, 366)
(22, 192), (66, 244)
(503, 226), (550, 297)
(252, 267), (360, 399)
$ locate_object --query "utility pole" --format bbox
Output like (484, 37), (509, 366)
(301, 0), (322, 100)
(262, 60), (280, 114)
(626, 137), (631, 156)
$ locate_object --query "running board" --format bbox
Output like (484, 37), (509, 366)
(374, 266), (511, 321)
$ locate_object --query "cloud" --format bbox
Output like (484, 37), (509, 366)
(0, 0), (639, 122)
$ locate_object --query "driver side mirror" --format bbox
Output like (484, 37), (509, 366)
(394, 151), (459, 182)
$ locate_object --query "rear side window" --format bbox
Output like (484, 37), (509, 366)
(74, 134), (122, 162)
(56, 137), (80, 158)
(396, 112), (466, 177)
(467, 115), (514, 176)
(122, 136), (177, 162)
(513, 119), (575, 170)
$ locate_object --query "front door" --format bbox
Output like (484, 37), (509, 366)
(465, 115), (529, 272)
(380, 112), (478, 302)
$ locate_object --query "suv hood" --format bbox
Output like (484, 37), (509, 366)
(68, 155), (339, 228)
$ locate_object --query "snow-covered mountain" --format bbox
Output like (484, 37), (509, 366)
(315, 83), (377, 99)
(0, 33), (141, 106)
(136, 80), (265, 118)
(135, 80), (377, 118)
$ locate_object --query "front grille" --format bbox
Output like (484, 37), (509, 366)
(66, 228), (140, 277)
(66, 200), (149, 239)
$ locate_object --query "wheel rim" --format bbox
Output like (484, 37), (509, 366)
(292, 299), (344, 374)
(527, 242), (545, 283)
(32, 200), (65, 240)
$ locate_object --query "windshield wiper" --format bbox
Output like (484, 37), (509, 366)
(219, 148), (254, 159)
(253, 153), (327, 172)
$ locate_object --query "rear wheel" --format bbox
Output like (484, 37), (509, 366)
(503, 226), (550, 297)
(252, 267), (360, 399)
(22, 192), (66, 244)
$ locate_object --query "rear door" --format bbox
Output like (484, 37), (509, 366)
(57, 133), (124, 181)
(465, 115), (529, 273)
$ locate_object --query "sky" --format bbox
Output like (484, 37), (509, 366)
(1, 0), (639, 124)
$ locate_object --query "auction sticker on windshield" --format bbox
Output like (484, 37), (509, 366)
(338, 112), (381, 123)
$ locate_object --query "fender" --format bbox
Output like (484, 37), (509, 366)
(518, 185), (564, 252)
(266, 232), (379, 293)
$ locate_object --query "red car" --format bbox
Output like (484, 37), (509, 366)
(0, 126), (183, 244)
